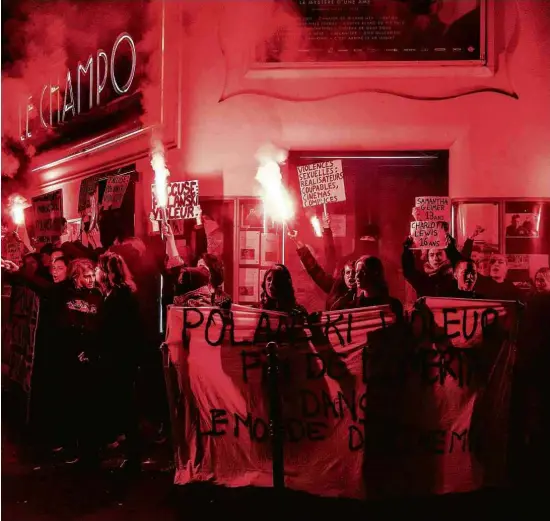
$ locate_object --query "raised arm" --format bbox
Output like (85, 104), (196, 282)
(192, 207), (208, 264)
(401, 236), (431, 295)
(162, 222), (186, 270)
(2, 260), (54, 297)
(322, 214), (336, 275)
(289, 232), (335, 294)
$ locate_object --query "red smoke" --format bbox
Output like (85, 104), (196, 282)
(1, 0), (155, 187)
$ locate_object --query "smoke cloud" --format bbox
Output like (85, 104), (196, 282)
(1, 0), (154, 196)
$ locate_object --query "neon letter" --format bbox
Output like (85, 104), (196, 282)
(77, 55), (94, 113)
(110, 32), (136, 95)
(96, 50), (108, 105)
(62, 70), (76, 122)
(39, 85), (49, 128)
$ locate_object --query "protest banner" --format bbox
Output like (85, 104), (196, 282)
(414, 197), (451, 222)
(410, 221), (447, 249)
(297, 161), (346, 208)
(102, 174), (131, 210)
(32, 190), (63, 244)
(6, 284), (40, 420)
(151, 180), (199, 220)
(165, 298), (517, 499)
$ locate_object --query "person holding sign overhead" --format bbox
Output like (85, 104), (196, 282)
(161, 207), (209, 314)
(402, 228), (468, 298)
(288, 217), (357, 311)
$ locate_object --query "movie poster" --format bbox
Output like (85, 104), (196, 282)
(257, 0), (484, 64)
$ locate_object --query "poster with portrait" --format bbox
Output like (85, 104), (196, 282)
(505, 201), (549, 255)
(261, 232), (279, 266)
(240, 201), (265, 230)
(256, 0), (485, 65)
(66, 219), (82, 243)
(238, 268), (259, 303)
(239, 231), (260, 265)
(505, 209), (541, 238)
(454, 202), (500, 272)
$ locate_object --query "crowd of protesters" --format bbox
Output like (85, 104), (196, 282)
(1, 206), (549, 482)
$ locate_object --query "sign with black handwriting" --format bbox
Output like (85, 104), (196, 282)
(165, 298), (517, 499)
(297, 160), (346, 208)
(102, 174), (131, 210)
(414, 196), (451, 222)
(410, 220), (447, 249)
(32, 189), (63, 244)
(151, 180), (199, 220)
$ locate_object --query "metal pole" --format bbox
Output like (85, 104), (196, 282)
(160, 340), (180, 470)
(267, 341), (285, 490)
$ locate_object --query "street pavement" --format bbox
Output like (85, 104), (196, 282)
(1, 424), (543, 521)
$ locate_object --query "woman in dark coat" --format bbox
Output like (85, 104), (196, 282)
(96, 251), (143, 470)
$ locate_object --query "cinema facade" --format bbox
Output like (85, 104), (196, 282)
(21, 0), (550, 318)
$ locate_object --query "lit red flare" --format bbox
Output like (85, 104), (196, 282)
(151, 136), (169, 216)
(255, 145), (294, 225)
(8, 194), (29, 226)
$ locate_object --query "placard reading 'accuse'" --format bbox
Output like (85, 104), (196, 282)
(414, 197), (451, 222)
(298, 160), (346, 208)
(410, 220), (447, 249)
(151, 181), (199, 220)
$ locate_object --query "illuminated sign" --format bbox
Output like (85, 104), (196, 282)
(19, 32), (137, 141)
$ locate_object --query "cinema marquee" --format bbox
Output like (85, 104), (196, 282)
(19, 32), (137, 141)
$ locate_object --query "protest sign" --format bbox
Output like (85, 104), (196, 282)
(165, 298), (517, 499)
(297, 160), (346, 208)
(410, 221), (447, 249)
(32, 190), (63, 244)
(102, 174), (130, 210)
(6, 285), (40, 419)
(3, 237), (23, 266)
(151, 181), (199, 220)
(414, 197), (451, 222)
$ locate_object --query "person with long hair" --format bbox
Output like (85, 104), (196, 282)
(260, 264), (307, 316)
(288, 231), (355, 311)
(179, 253), (232, 309)
(96, 252), (142, 471)
(332, 256), (403, 319)
(3, 256), (103, 465)
(533, 267), (550, 294)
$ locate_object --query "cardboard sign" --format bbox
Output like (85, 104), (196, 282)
(32, 190), (63, 244)
(151, 180), (199, 220)
(165, 299), (517, 499)
(3, 238), (23, 266)
(102, 174), (130, 210)
(410, 220), (447, 249)
(414, 196), (451, 222)
(298, 160), (346, 208)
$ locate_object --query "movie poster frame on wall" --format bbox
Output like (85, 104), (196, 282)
(453, 197), (550, 292)
(253, 0), (488, 69)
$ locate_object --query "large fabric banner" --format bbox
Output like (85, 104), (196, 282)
(165, 298), (518, 499)
(6, 285), (40, 407)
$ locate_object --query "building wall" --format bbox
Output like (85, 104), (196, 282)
(171, 0), (550, 202)
(29, 0), (550, 223)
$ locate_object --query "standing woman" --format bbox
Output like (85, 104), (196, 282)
(260, 264), (308, 316)
(96, 252), (143, 471)
(64, 258), (104, 466)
